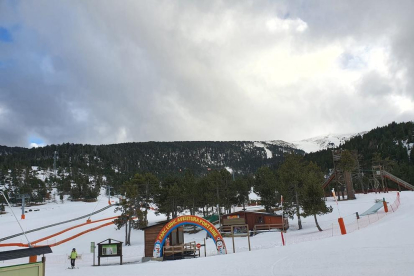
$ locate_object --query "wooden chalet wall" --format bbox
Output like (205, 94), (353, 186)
(221, 211), (286, 231)
(144, 223), (166, 258)
(144, 223), (185, 258)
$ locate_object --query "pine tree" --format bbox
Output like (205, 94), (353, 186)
(114, 176), (144, 246)
(234, 175), (252, 210)
(253, 166), (277, 213)
(301, 162), (333, 231)
(278, 154), (305, 229)
(339, 150), (356, 200)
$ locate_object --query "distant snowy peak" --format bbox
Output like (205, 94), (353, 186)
(265, 140), (298, 149)
(291, 132), (368, 153)
(253, 140), (300, 159)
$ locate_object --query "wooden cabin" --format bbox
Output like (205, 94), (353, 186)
(220, 211), (288, 235)
(143, 221), (168, 259)
(143, 221), (196, 260)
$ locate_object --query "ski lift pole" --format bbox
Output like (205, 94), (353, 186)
(332, 189), (346, 235)
(281, 195), (285, 246)
(0, 191), (32, 247)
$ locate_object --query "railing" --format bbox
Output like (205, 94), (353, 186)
(382, 171), (414, 191)
(322, 172), (335, 189)
(253, 223), (286, 235)
(163, 245), (184, 258)
(284, 193), (400, 245)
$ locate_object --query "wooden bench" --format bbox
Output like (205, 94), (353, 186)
(163, 245), (184, 260)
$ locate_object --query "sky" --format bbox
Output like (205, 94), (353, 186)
(0, 0), (413, 148)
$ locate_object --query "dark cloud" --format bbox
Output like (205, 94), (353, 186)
(0, 0), (413, 147)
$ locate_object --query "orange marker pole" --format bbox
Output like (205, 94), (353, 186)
(338, 217), (347, 235)
(332, 189), (347, 235)
(383, 198), (388, 213)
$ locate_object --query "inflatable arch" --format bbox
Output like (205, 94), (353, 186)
(153, 215), (227, 257)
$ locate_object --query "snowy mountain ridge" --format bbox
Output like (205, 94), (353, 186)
(290, 131), (368, 153)
(251, 132), (368, 154)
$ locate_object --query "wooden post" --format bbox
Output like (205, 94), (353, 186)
(204, 238), (206, 257)
(29, 255), (37, 263)
(42, 256), (46, 276)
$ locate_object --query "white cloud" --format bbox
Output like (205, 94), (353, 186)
(0, 0), (413, 146)
(29, 142), (45, 148)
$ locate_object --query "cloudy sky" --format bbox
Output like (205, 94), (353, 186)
(0, 0), (413, 147)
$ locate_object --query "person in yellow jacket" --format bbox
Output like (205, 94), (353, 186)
(70, 248), (77, 269)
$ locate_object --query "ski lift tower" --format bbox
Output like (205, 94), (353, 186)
(16, 194), (30, 220)
(106, 185), (113, 205)
(53, 151), (58, 176)
(331, 150), (345, 199)
(331, 149), (360, 199)
(372, 165), (385, 193)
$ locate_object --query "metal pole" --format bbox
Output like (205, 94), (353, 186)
(217, 203), (221, 231)
(281, 195), (284, 233)
(0, 191), (32, 247)
(247, 225), (251, 251)
(42, 256), (46, 276)
(22, 195), (25, 219)
(232, 226), (235, 253)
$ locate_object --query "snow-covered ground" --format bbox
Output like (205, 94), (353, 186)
(1, 191), (411, 275)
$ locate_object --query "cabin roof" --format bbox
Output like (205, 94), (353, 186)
(0, 246), (52, 261)
(142, 220), (169, 230)
(223, 210), (283, 217)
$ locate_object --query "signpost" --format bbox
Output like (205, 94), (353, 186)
(97, 239), (123, 266)
(91, 242), (96, 266)
(230, 224), (250, 253)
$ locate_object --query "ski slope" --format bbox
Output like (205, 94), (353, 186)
(1, 191), (413, 275)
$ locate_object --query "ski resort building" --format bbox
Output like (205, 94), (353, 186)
(220, 211), (289, 235)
